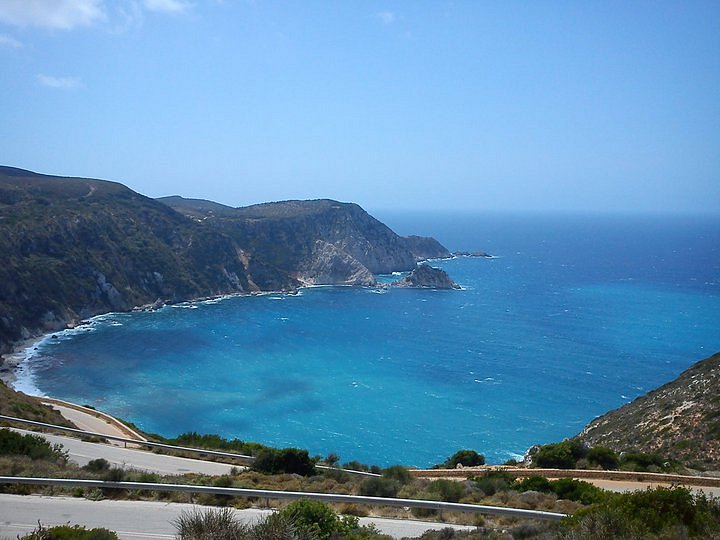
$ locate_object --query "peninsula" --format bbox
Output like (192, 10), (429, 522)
(0, 166), (453, 356)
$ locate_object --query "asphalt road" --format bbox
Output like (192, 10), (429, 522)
(0, 494), (476, 539)
(13, 429), (236, 476)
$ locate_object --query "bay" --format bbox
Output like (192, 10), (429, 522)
(16, 212), (720, 467)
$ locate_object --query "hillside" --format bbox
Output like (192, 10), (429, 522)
(159, 196), (451, 285)
(0, 167), (254, 353)
(0, 167), (452, 354)
(578, 352), (720, 471)
(0, 380), (71, 426)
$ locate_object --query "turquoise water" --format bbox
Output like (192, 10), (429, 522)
(16, 213), (720, 467)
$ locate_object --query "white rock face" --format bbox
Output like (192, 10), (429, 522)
(297, 240), (376, 286)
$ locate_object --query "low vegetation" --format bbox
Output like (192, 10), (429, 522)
(174, 501), (390, 540)
(2, 421), (719, 538)
(161, 432), (268, 457)
(2, 382), (718, 538)
(0, 380), (71, 426)
(529, 438), (681, 473)
(251, 447), (316, 476)
(0, 428), (67, 463)
(435, 449), (486, 469)
(18, 523), (118, 540)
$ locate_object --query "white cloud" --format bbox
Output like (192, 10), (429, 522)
(376, 11), (395, 25)
(0, 0), (106, 30)
(0, 34), (22, 47)
(37, 74), (83, 89)
(143, 0), (190, 13)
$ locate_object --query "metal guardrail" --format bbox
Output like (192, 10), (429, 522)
(0, 414), (380, 477)
(0, 476), (568, 521)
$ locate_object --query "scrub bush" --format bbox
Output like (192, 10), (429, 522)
(473, 470), (513, 496)
(0, 429), (67, 463)
(19, 523), (118, 540)
(381, 465), (412, 484)
(359, 476), (401, 498)
(428, 479), (466, 502)
(439, 449), (485, 469)
(585, 446), (619, 470)
(277, 499), (358, 540)
(562, 487), (720, 539)
(252, 447), (316, 476)
(533, 439), (587, 469)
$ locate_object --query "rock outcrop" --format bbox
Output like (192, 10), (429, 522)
(297, 240), (376, 286)
(393, 264), (461, 289)
(578, 352), (720, 471)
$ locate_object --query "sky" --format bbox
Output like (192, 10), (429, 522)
(1, 1), (719, 213)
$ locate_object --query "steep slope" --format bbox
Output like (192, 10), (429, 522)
(0, 167), (254, 353)
(578, 352), (720, 471)
(161, 197), (452, 286)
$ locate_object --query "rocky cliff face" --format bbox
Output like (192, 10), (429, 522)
(162, 197), (452, 287)
(393, 264), (461, 289)
(578, 352), (720, 471)
(297, 240), (376, 286)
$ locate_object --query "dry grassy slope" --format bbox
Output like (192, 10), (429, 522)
(579, 352), (720, 471)
(0, 380), (72, 427)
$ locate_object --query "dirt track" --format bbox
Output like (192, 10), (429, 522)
(411, 466), (720, 494)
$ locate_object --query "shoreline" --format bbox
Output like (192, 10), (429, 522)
(0, 268), (452, 391)
(0, 334), (47, 389)
(0, 287), (307, 392)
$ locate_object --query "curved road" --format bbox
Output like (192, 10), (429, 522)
(13, 429), (236, 476)
(0, 494), (476, 539)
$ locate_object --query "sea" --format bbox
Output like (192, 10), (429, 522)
(13, 212), (720, 468)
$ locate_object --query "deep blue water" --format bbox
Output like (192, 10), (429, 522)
(15, 213), (720, 467)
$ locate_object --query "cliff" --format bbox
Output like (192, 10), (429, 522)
(160, 197), (452, 287)
(578, 352), (720, 471)
(0, 166), (254, 353)
(0, 167), (454, 353)
(393, 264), (461, 289)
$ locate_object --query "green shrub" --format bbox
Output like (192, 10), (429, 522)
(103, 467), (126, 482)
(428, 479), (466, 502)
(277, 499), (357, 540)
(359, 476), (401, 498)
(213, 475), (234, 488)
(342, 460), (381, 474)
(83, 458), (111, 472)
(173, 507), (244, 540)
(165, 431), (265, 456)
(322, 467), (350, 483)
(381, 465), (412, 484)
(586, 447), (619, 470)
(512, 476), (603, 504)
(439, 449), (485, 468)
(0, 429), (67, 462)
(473, 470), (513, 496)
(533, 439), (587, 469)
(551, 478), (604, 504)
(252, 447), (316, 476)
(20, 523), (119, 540)
(564, 487), (720, 538)
(512, 475), (554, 493)
(618, 450), (665, 472)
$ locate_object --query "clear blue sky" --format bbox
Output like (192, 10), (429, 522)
(1, 1), (718, 213)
